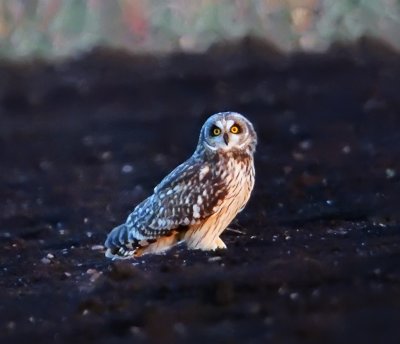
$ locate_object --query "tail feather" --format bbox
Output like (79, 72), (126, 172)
(104, 224), (134, 259)
(104, 225), (183, 260)
(117, 224), (129, 245)
(105, 224), (129, 248)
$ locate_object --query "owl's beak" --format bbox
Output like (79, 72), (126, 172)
(223, 133), (229, 145)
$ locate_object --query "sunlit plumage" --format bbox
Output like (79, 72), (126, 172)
(104, 111), (257, 259)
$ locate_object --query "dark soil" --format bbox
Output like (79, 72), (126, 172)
(1, 38), (400, 344)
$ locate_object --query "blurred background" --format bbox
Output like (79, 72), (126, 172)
(0, 0), (399, 59)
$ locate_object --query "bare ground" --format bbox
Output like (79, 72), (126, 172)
(1, 38), (400, 343)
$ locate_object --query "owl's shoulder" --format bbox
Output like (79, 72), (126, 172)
(154, 153), (206, 193)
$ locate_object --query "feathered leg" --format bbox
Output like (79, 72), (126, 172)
(184, 225), (227, 251)
(133, 230), (182, 257)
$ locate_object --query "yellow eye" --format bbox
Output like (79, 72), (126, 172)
(212, 127), (221, 136)
(230, 125), (240, 134)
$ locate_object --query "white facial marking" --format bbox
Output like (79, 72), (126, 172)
(204, 142), (218, 151)
(237, 141), (248, 149)
(226, 119), (234, 128)
(215, 120), (223, 128)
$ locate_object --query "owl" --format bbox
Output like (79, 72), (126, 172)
(104, 111), (257, 259)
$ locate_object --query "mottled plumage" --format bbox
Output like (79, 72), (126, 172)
(105, 112), (257, 259)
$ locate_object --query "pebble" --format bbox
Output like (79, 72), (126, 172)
(312, 289), (320, 298)
(283, 166), (292, 175)
(264, 317), (274, 326)
(173, 322), (186, 336)
(386, 168), (396, 179)
(41, 257), (51, 264)
(278, 286), (287, 295)
(327, 227), (349, 236)
(292, 151), (305, 161)
(87, 269), (102, 282)
(289, 124), (299, 134)
(299, 140), (312, 150)
(6, 322), (16, 330)
(101, 151), (112, 161)
(121, 164), (134, 174)
(208, 256), (222, 262)
(130, 326), (146, 338)
(373, 268), (381, 275)
(342, 145), (351, 154)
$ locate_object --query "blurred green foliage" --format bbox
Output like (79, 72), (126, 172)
(0, 0), (399, 59)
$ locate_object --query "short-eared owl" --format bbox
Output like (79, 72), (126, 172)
(105, 112), (257, 259)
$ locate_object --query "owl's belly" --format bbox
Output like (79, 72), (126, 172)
(213, 163), (254, 231)
(184, 161), (255, 250)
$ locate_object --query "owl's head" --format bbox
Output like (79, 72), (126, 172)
(199, 112), (257, 154)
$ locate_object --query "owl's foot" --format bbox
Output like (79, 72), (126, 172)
(214, 237), (227, 250)
(186, 235), (227, 251)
